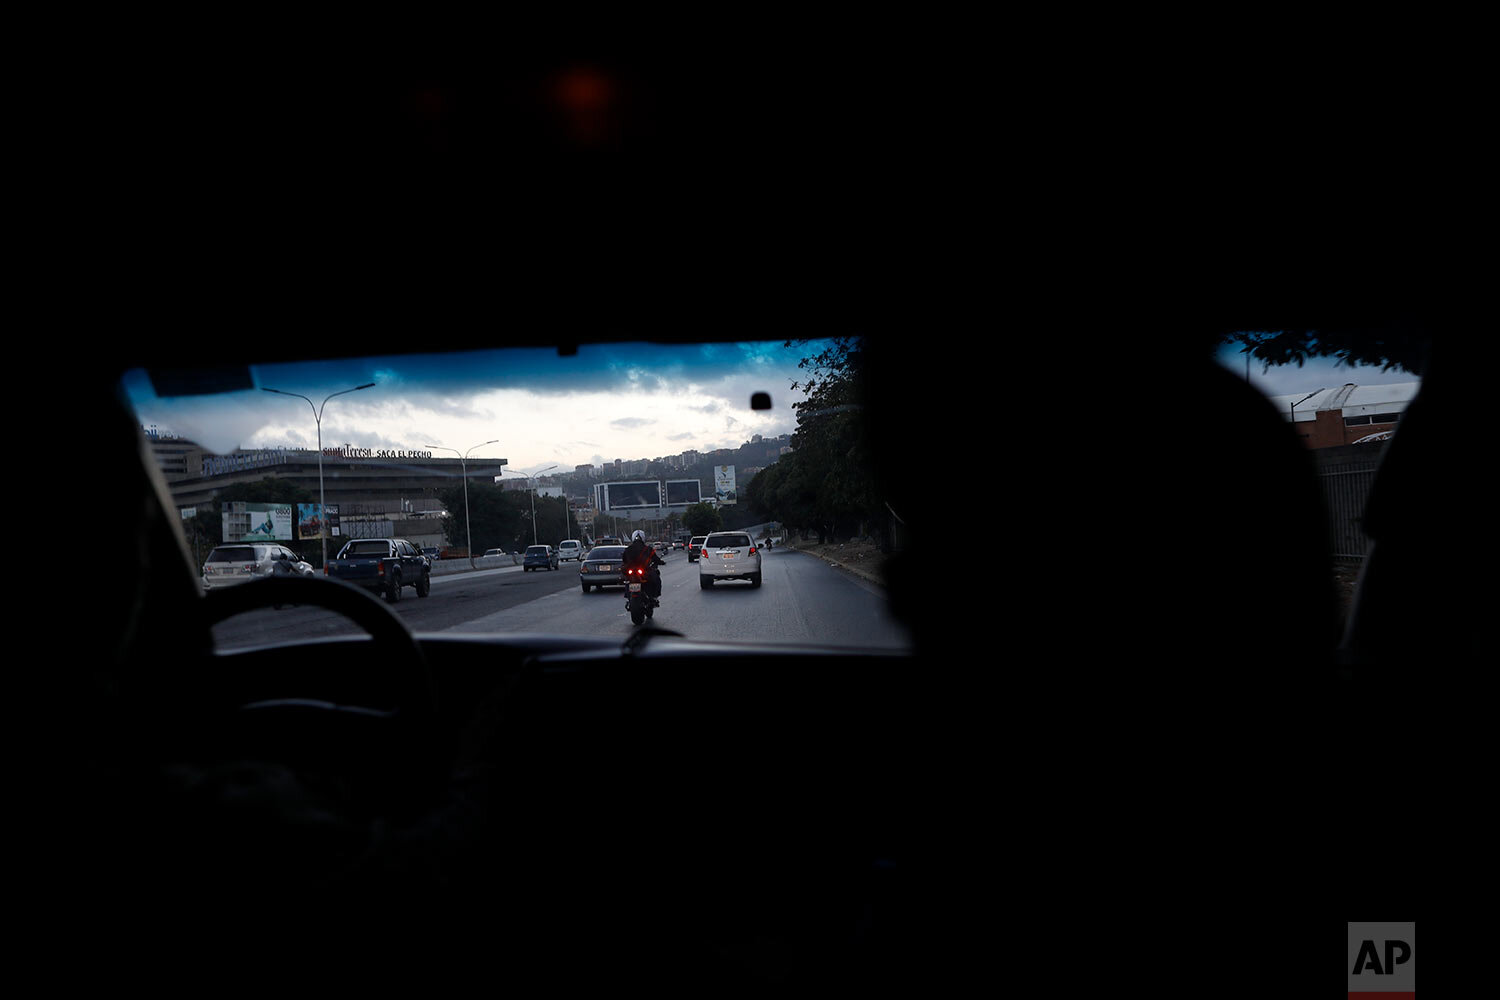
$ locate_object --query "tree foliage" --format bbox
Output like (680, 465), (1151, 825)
(437, 482), (521, 553)
(1221, 330), (1431, 376)
(683, 502), (722, 537)
(745, 337), (890, 547)
(437, 483), (584, 553)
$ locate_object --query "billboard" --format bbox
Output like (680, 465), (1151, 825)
(665, 479), (703, 507)
(714, 465), (737, 504)
(296, 503), (341, 540)
(223, 502), (294, 542)
(603, 480), (661, 510)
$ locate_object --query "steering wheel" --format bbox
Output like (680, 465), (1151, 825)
(195, 575), (448, 833)
(202, 576), (436, 726)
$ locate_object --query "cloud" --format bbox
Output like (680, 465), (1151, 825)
(122, 338), (827, 468)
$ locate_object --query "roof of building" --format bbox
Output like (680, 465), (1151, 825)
(1268, 382), (1421, 421)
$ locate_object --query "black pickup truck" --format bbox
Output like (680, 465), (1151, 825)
(326, 538), (432, 602)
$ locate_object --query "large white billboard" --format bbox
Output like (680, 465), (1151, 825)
(665, 479), (703, 507)
(714, 466), (737, 505)
(223, 502), (295, 542)
(603, 480), (662, 510)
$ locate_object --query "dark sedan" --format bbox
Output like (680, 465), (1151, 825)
(523, 545), (559, 571)
(579, 545), (628, 593)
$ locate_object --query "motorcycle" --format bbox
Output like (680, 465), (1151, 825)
(623, 562), (660, 625)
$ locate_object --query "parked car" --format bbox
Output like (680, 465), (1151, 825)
(326, 538), (432, 602)
(202, 543), (308, 590)
(688, 536), (707, 562)
(578, 544), (628, 593)
(523, 545), (559, 571)
(698, 532), (762, 588)
(558, 539), (583, 562)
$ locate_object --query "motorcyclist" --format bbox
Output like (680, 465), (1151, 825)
(622, 529), (665, 605)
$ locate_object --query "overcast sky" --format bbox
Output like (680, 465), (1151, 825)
(124, 341), (824, 475)
(123, 339), (1426, 474)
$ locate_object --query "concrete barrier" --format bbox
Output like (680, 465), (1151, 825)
(427, 554), (521, 577)
(425, 554), (590, 577)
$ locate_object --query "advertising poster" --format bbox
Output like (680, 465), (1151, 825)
(224, 503), (294, 542)
(296, 503), (341, 540)
(714, 465), (737, 504)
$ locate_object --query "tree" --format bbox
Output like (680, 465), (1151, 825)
(530, 495), (571, 548)
(437, 482), (524, 554)
(763, 337), (889, 546)
(1221, 330), (1431, 377)
(683, 502), (722, 536)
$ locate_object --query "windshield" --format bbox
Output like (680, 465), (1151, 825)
(586, 547), (627, 561)
(206, 546), (258, 563)
(124, 340), (913, 653)
(341, 541), (392, 557)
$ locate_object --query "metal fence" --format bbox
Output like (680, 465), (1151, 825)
(1317, 453), (1381, 562)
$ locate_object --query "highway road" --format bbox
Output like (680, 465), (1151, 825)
(210, 547), (912, 652)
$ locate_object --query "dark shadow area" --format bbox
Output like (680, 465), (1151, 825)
(45, 50), (1481, 991)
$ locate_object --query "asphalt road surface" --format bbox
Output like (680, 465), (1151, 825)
(210, 548), (912, 651)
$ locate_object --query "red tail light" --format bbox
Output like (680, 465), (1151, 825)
(748, 546), (757, 555)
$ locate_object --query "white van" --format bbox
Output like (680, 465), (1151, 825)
(557, 539), (584, 562)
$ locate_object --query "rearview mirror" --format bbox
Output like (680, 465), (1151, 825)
(751, 391), (771, 410)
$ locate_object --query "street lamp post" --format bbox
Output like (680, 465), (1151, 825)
(426, 439), (500, 569)
(506, 466), (558, 546)
(263, 382), (376, 570)
(1290, 389), (1322, 443)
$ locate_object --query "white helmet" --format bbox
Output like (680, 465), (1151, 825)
(632, 530), (646, 543)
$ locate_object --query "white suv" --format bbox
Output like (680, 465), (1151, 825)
(202, 543), (310, 589)
(558, 539), (583, 562)
(698, 532), (762, 589)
